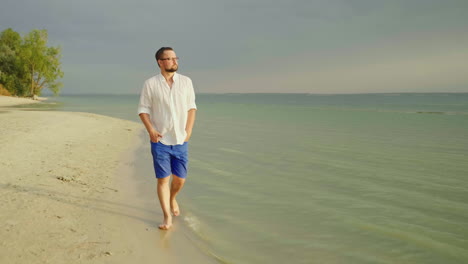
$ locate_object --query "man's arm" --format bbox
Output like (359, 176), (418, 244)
(139, 113), (162, 143)
(184, 109), (196, 142)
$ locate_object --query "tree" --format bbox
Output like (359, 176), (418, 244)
(0, 28), (28, 96)
(0, 28), (63, 96)
(21, 29), (63, 96)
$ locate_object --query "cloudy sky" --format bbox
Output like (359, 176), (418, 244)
(1, 0), (467, 94)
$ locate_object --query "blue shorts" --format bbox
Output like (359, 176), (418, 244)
(150, 141), (189, 179)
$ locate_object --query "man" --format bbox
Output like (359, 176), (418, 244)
(138, 47), (197, 230)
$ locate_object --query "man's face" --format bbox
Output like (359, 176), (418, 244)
(159, 50), (179, 73)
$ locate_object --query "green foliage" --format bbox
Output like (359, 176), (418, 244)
(0, 28), (63, 96)
(0, 28), (27, 96)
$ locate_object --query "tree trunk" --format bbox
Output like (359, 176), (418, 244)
(30, 64), (34, 96)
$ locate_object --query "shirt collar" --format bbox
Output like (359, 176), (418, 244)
(158, 72), (179, 82)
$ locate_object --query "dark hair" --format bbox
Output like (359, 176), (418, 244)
(155, 47), (174, 61)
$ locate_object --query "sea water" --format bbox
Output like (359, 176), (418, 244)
(20, 93), (468, 263)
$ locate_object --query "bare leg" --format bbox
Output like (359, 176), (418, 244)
(157, 176), (172, 230)
(170, 174), (186, 216)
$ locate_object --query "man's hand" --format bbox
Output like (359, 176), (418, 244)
(139, 113), (162, 143)
(149, 129), (163, 143)
(184, 129), (192, 142)
(184, 108), (196, 142)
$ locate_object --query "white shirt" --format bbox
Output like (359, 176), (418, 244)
(138, 72), (197, 145)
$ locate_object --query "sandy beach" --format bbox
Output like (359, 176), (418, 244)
(0, 96), (214, 264)
(0, 95), (47, 107)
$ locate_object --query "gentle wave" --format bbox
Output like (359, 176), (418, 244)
(183, 214), (232, 264)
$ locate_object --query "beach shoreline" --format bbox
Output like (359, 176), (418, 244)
(0, 97), (215, 263)
(0, 95), (48, 107)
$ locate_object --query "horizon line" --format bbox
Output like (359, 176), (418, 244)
(41, 91), (468, 96)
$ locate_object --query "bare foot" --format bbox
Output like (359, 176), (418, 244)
(170, 199), (180, 216)
(158, 223), (172, 230)
(158, 216), (172, 230)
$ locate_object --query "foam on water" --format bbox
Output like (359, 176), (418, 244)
(184, 214), (201, 233)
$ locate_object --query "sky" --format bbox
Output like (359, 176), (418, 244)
(1, 0), (468, 94)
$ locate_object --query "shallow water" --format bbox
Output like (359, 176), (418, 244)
(19, 93), (468, 263)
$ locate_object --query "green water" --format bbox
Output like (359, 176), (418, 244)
(13, 93), (468, 263)
(184, 95), (468, 264)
